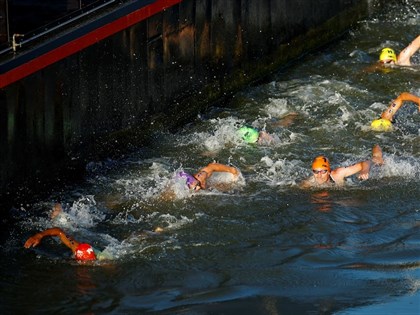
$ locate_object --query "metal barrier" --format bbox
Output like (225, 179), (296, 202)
(0, 0), (117, 57)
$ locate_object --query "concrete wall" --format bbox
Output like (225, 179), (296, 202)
(0, 0), (377, 204)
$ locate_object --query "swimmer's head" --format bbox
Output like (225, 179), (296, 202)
(312, 156), (331, 172)
(379, 47), (397, 64)
(177, 171), (200, 190)
(238, 126), (259, 143)
(371, 118), (393, 132)
(75, 243), (96, 261)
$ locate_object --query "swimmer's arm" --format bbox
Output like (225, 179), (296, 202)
(381, 92), (420, 120)
(357, 161), (372, 180)
(257, 131), (274, 145)
(397, 35), (420, 66)
(299, 178), (313, 189)
(200, 163), (239, 177)
(24, 227), (80, 253)
(195, 163), (239, 189)
(371, 144), (384, 166)
(396, 92), (420, 106)
(332, 161), (371, 182)
(364, 63), (383, 73)
(277, 112), (298, 127)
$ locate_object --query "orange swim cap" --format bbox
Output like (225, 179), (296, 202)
(75, 243), (96, 261)
(312, 156), (330, 172)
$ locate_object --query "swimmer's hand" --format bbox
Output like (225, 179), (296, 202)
(413, 95), (420, 108)
(24, 233), (43, 248)
(257, 131), (274, 145)
(358, 170), (369, 181)
(50, 203), (63, 219)
(357, 160), (373, 181)
(231, 167), (239, 177)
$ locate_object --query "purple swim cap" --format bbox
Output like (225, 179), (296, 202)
(177, 171), (196, 187)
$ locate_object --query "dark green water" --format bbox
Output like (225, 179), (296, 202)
(1, 2), (419, 314)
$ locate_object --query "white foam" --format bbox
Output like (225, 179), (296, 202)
(256, 156), (305, 188)
(112, 162), (175, 201)
(201, 117), (245, 151)
(264, 98), (290, 117)
(379, 156), (420, 180)
(158, 213), (194, 230)
(205, 170), (246, 192)
(51, 196), (105, 230)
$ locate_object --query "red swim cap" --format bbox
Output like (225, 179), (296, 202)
(75, 243), (96, 261)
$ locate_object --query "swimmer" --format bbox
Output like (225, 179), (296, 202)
(24, 227), (98, 261)
(379, 35), (420, 66)
(238, 126), (274, 145)
(371, 92), (420, 131)
(25, 203), (162, 261)
(178, 162), (240, 191)
(300, 144), (384, 188)
(24, 203), (107, 261)
(237, 113), (298, 145)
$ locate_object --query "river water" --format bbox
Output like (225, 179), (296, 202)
(1, 2), (420, 314)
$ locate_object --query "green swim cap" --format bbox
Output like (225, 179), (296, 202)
(238, 126), (259, 143)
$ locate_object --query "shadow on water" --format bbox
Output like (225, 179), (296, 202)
(1, 1), (420, 314)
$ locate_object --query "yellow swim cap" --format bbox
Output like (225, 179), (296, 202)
(312, 156), (331, 172)
(371, 118), (392, 131)
(379, 48), (397, 63)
